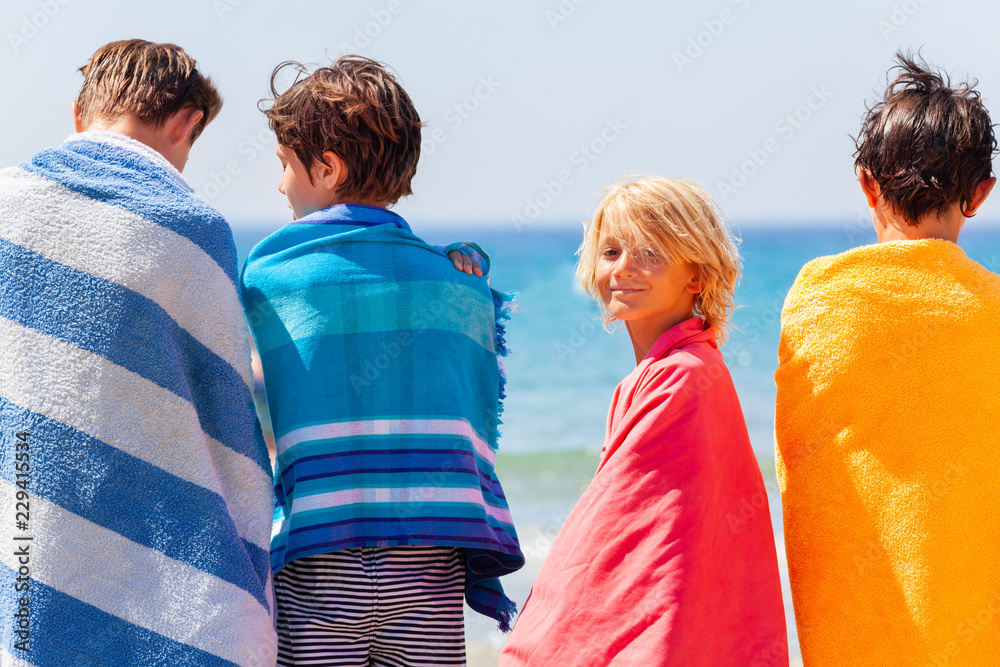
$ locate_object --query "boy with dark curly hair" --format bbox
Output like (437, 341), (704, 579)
(775, 52), (1000, 665)
(241, 56), (523, 666)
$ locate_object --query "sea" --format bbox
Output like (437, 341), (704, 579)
(234, 221), (1000, 667)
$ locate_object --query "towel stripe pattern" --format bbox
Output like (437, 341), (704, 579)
(241, 203), (524, 631)
(0, 132), (277, 666)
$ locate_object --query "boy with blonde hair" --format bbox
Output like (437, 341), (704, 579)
(242, 56), (523, 666)
(0, 40), (276, 665)
(500, 178), (787, 666)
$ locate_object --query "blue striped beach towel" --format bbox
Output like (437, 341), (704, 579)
(241, 203), (524, 630)
(0, 132), (277, 666)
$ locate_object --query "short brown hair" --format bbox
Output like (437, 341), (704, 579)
(854, 52), (996, 225)
(577, 177), (742, 341)
(76, 39), (222, 141)
(261, 56), (422, 206)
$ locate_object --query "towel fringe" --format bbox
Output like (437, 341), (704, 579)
(496, 595), (518, 634)
(492, 290), (516, 443)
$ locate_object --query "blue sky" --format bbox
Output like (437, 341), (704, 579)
(3, 0), (1000, 230)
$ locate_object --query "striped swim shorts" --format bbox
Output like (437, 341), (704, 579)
(275, 546), (466, 666)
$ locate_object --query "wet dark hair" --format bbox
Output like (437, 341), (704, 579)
(260, 56), (422, 206)
(854, 52), (996, 225)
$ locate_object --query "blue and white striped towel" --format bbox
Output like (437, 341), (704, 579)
(0, 132), (276, 666)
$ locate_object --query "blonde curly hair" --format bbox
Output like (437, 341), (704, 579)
(576, 177), (742, 342)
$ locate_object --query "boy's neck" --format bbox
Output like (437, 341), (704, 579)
(74, 103), (204, 173)
(625, 310), (695, 364)
(84, 117), (186, 172)
(860, 173), (995, 245)
(872, 204), (965, 244)
(336, 198), (390, 210)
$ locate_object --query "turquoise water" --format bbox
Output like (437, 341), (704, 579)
(234, 221), (1000, 664)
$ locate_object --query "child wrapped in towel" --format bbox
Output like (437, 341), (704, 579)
(775, 53), (1000, 665)
(500, 178), (788, 667)
(241, 57), (524, 666)
(0, 41), (276, 665)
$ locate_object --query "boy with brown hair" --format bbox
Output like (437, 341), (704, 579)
(775, 53), (1000, 665)
(0, 39), (276, 665)
(241, 56), (523, 666)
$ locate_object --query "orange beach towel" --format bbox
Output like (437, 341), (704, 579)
(775, 239), (1000, 665)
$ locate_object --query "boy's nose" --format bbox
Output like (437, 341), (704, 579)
(612, 252), (638, 276)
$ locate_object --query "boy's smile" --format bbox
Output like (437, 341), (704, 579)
(596, 228), (701, 351)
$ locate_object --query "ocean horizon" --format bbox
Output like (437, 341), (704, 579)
(236, 221), (1000, 457)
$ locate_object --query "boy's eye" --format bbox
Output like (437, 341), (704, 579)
(601, 248), (619, 257)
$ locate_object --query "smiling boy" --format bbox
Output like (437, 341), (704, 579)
(501, 178), (787, 666)
(241, 56), (523, 666)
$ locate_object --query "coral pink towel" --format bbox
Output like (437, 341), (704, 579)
(500, 318), (788, 666)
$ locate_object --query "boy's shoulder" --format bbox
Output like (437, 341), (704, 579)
(247, 209), (490, 286)
(628, 331), (728, 401)
(2, 138), (218, 227)
(4, 136), (238, 280)
(27, 136), (199, 198)
(788, 239), (998, 305)
(244, 218), (495, 308)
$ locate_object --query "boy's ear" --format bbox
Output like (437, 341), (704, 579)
(168, 107), (205, 148)
(856, 166), (880, 209)
(966, 176), (997, 216)
(685, 270), (703, 294)
(72, 100), (84, 132)
(316, 151), (348, 193)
